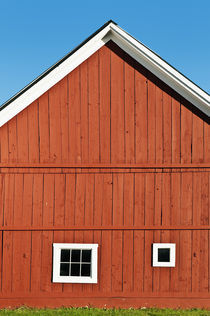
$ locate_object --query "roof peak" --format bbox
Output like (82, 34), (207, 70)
(0, 21), (209, 126)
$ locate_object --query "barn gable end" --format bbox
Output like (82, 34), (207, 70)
(0, 21), (209, 309)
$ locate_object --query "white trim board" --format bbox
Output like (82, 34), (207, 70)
(0, 21), (209, 127)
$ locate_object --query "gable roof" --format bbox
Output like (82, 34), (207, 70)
(0, 20), (209, 127)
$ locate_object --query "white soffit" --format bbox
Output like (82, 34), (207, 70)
(0, 21), (209, 127)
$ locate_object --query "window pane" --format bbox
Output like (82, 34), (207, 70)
(71, 250), (81, 262)
(71, 263), (80, 276)
(60, 263), (70, 276)
(81, 263), (91, 276)
(61, 249), (70, 262)
(82, 250), (91, 263)
(158, 248), (170, 262)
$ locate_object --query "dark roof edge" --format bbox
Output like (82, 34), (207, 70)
(0, 20), (117, 111)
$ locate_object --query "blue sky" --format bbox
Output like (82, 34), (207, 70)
(0, 0), (209, 106)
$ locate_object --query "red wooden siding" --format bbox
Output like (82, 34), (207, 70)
(1, 43), (209, 165)
(0, 41), (209, 308)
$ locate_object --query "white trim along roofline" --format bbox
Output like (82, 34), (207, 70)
(0, 20), (209, 127)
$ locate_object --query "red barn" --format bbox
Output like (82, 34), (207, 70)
(0, 20), (209, 309)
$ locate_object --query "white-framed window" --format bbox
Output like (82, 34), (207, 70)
(53, 243), (98, 283)
(152, 243), (176, 267)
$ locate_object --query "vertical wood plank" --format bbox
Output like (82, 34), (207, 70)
(41, 174), (54, 292)
(155, 86), (163, 163)
(161, 174), (171, 226)
(88, 52), (99, 163)
(144, 231), (153, 292)
(31, 231), (42, 292)
(179, 231), (192, 292)
(123, 231), (133, 292)
(40, 231), (53, 292)
(60, 77), (69, 162)
(181, 104), (192, 163)
(100, 231), (112, 293)
(201, 172), (209, 225)
(75, 174), (85, 226)
(154, 173), (162, 226)
(3, 174), (14, 226)
(65, 174), (76, 226)
(94, 175), (103, 226)
(0, 124), (9, 163)
(112, 231), (123, 292)
(13, 174), (24, 226)
(68, 67), (81, 163)
(12, 231), (31, 292)
(171, 98), (181, 163)
(49, 83), (61, 162)
(113, 174), (124, 226)
(135, 69), (147, 163)
(28, 100), (39, 162)
(101, 174), (112, 226)
(38, 92), (50, 162)
(0, 232), (2, 292)
(123, 174), (134, 226)
(111, 48), (124, 163)
(192, 113), (204, 163)
(145, 174), (154, 226)
(133, 231), (144, 292)
(0, 176), (4, 226)
(8, 117), (17, 163)
(134, 173), (145, 226)
(163, 92), (172, 163)
(199, 230), (209, 292)
(80, 60), (89, 163)
(204, 121), (210, 163)
(193, 172), (202, 225)
(99, 45), (111, 163)
(43, 174), (54, 226)
(147, 80), (156, 163)
(84, 174), (94, 226)
(170, 230), (180, 292)
(22, 174), (33, 226)
(2, 231), (13, 293)
(125, 61), (135, 163)
(170, 173), (181, 225)
(180, 173), (193, 225)
(17, 110), (28, 162)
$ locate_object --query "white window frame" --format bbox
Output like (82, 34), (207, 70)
(152, 243), (176, 267)
(53, 243), (98, 283)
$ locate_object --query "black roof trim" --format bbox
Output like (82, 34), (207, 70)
(0, 20), (117, 111)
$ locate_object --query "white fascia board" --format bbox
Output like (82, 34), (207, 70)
(0, 24), (113, 127)
(110, 24), (210, 117)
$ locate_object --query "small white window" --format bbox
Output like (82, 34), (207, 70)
(152, 243), (176, 267)
(53, 243), (98, 283)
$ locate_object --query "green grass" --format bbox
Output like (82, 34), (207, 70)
(0, 308), (209, 316)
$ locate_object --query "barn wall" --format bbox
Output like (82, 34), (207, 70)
(0, 42), (209, 165)
(0, 42), (209, 308)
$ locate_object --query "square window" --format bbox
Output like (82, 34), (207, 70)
(53, 243), (98, 283)
(152, 243), (176, 267)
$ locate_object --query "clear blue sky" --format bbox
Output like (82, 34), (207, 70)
(0, 0), (209, 106)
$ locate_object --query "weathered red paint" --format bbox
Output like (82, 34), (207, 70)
(0, 41), (209, 308)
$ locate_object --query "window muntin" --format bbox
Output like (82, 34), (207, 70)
(53, 243), (98, 283)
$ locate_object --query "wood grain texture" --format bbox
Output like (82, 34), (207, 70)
(0, 41), (209, 308)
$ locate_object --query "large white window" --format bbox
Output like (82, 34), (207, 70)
(53, 243), (98, 283)
(152, 243), (176, 267)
